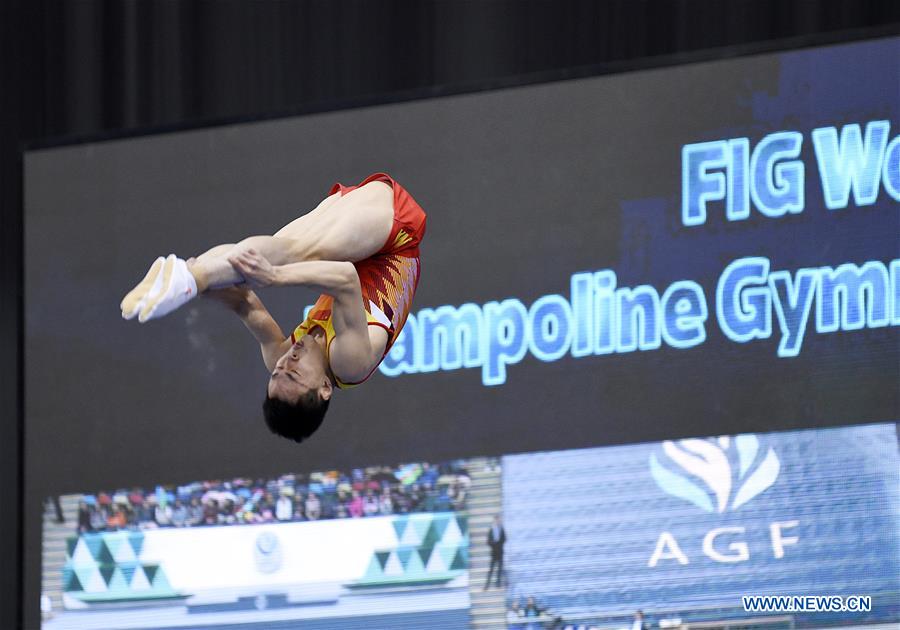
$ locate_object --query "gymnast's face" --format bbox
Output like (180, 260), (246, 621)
(267, 331), (333, 404)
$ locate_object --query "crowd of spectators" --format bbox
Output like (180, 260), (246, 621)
(75, 461), (470, 534)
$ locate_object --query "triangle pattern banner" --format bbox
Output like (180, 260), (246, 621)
(422, 521), (441, 548)
(129, 566), (152, 591)
(362, 555), (384, 581)
(63, 568), (83, 593)
(119, 562), (138, 585)
(112, 536), (137, 563)
(107, 568), (130, 592)
(103, 534), (122, 558)
(396, 547), (414, 568)
(71, 539), (96, 567)
(392, 518), (407, 542)
(426, 546), (449, 573)
(97, 540), (115, 565)
(353, 512), (469, 586)
(441, 517), (464, 546)
(83, 535), (104, 561)
(431, 515), (450, 541)
(405, 549), (427, 578)
(99, 564), (116, 586)
(128, 532), (145, 559)
(83, 567), (108, 594)
(383, 551), (404, 577)
(449, 547), (467, 571)
(62, 531), (182, 603)
(144, 565), (159, 584)
(438, 545), (456, 568)
(409, 514), (432, 540)
(151, 567), (172, 591)
(399, 519), (424, 546)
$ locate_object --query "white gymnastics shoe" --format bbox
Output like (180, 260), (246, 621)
(137, 254), (199, 323)
(121, 256), (165, 320)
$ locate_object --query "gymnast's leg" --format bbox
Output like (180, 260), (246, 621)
(121, 181), (394, 320)
(189, 181), (394, 290)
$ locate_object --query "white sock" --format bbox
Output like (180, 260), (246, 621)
(138, 255), (199, 323)
(122, 256), (166, 320)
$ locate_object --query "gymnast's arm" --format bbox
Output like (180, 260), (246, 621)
(274, 261), (388, 383)
(227, 251), (385, 382)
(204, 286), (290, 372)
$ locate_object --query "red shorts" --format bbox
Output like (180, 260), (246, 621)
(329, 172), (427, 258)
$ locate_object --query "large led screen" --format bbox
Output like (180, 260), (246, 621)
(25, 36), (898, 628)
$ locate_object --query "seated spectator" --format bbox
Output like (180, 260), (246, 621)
(305, 493), (321, 521)
(141, 497), (161, 529)
(348, 490), (364, 518)
(322, 488), (340, 519)
(154, 500), (173, 527)
(408, 484), (423, 512)
(76, 501), (92, 534)
(90, 504), (108, 531)
(276, 493), (293, 521)
(524, 596), (546, 630)
(132, 495), (153, 524)
(378, 488), (393, 515)
(507, 599), (525, 630)
(422, 485), (439, 511)
(420, 462), (439, 487)
(187, 497), (203, 526)
(351, 468), (365, 490)
(106, 505), (127, 530)
(203, 499), (219, 526)
(239, 504), (261, 524)
(393, 490), (410, 514)
(128, 488), (145, 508)
(362, 489), (379, 517)
(221, 499), (238, 525)
(171, 499), (188, 527)
(255, 492), (274, 519)
(122, 503), (137, 528)
(451, 474), (470, 510)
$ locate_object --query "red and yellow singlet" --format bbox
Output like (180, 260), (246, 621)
(289, 172), (427, 389)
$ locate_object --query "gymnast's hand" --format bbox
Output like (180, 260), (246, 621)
(227, 248), (278, 288)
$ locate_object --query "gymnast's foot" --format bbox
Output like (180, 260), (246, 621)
(120, 256), (165, 320)
(136, 254), (199, 323)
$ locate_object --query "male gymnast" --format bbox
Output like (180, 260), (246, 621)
(119, 173), (426, 443)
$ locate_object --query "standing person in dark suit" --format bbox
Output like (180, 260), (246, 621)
(485, 514), (506, 589)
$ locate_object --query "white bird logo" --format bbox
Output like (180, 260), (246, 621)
(649, 434), (780, 513)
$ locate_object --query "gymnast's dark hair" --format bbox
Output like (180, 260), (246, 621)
(262, 389), (330, 444)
